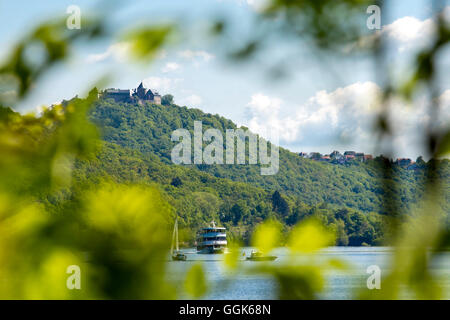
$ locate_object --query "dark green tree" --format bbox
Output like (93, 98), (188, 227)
(161, 94), (174, 106)
(272, 191), (289, 216)
(416, 156), (426, 167)
(171, 176), (182, 187)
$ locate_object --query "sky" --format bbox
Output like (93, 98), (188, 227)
(1, 0), (449, 160)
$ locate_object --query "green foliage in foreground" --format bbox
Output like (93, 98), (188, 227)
(1, 5), (448, 300)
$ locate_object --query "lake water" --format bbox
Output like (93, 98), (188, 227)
(167, 247), (450, 299)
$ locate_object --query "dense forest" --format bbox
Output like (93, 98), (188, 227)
(38, 95), (450, 246)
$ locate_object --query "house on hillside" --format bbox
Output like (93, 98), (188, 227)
(345, 154), (355, 161)
(330, 150), (342, 159)
(355, 152), (365, 161)
(309, 152), (322, 160)
(395, 158), (412, 167)
(298, 152), (308, 158)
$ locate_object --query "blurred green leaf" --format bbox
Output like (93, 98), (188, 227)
(184, 263), (207, 298)
(122, 25), (173, 61)
(272, 265), (325, 300)
(327, 258), (350, 271)
(0, 18), (104, 104)
(252, 220), (281, 254)
(224, 242), (241, 270)
(288, 218), (335, 253)
(436, 130), (450, 157)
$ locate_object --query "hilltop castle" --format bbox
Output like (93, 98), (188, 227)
(100, 82), (162, 104)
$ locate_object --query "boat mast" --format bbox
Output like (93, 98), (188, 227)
(175, 218), (179, 252)
(171, 217), (178, 255)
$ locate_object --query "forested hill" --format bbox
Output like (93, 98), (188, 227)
(88, 98), (448, 215)
(55, 96), (448, 246)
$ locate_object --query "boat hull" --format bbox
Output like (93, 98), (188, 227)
(246, 256), (277, 261)
(197, 247), (227, 254)
(172, 254), (187, 261)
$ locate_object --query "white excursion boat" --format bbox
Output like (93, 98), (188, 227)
(196, 221), (227, 254)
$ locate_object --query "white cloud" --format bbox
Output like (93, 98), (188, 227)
(162, 62), (181, 73)
(381, 16), (435, 43)
(245, 0), (269, 12)
(142, 77), (183, 93)
(86, 42), (131, 63)
(219, 0), (269, 12)
(247, 82), (381, 143)
(246, 93), (299, 142)
(178, 50), (215, 62)
(355, 10), (448, 53)
(86, 51), (110, 64)
(245, 82), (448, 158)
(379, 16), (436, 52)
(178, 94), (203, 107)
(371, 6), (450, 52)
(86, 43), (167, 64)
(436, 90), (450, 128)
(157, 50), (168, 60)
(248, 93), (281, 114)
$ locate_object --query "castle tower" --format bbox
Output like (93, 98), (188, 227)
(134, 82), (147, 100)
(130, 82), (162, 104)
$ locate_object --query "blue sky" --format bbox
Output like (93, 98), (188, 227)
(1, 0), (449, 159)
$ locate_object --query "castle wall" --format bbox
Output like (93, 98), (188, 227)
(102, 92), (131, 102)
(153, 95), (161, 105)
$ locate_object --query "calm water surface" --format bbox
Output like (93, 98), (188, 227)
(167, 247), (450, 299)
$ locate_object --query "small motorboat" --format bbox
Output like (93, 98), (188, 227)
(172, 251), (187, 261)
(245, 250), (277, 261)
(171, 217), (187, 261)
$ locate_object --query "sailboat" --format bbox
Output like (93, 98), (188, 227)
(171, 217), (187, 261)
